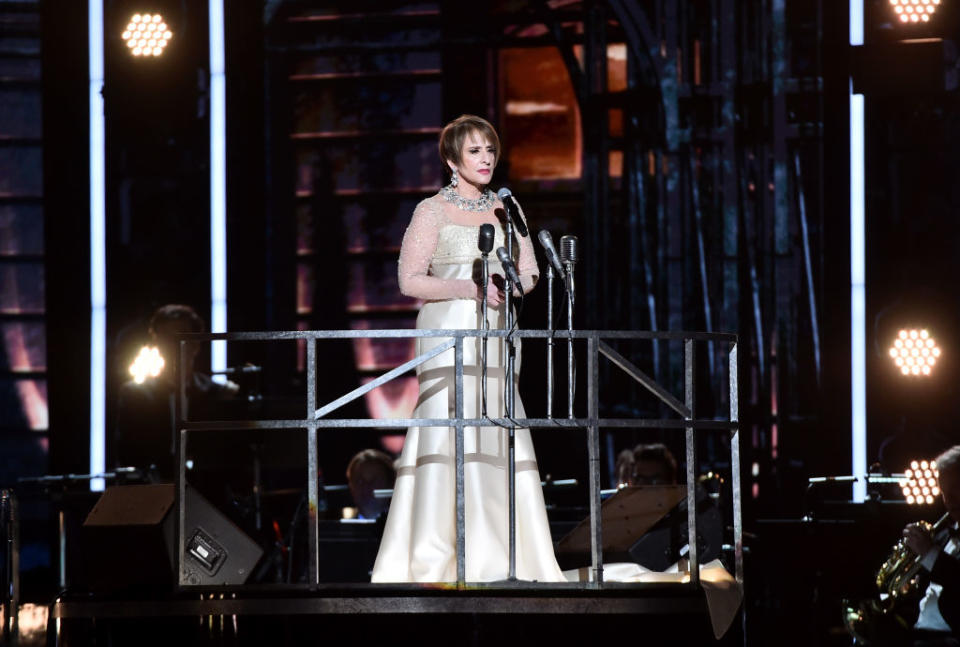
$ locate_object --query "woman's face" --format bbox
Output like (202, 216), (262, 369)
(449, 130), (496, 189)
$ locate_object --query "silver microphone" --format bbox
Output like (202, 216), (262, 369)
(559, 235), (578, 266)
(496, 246), (523, 288)
(496, 187), (529, 237)
(559, 235), (577, 299)
(538, 230), (564, 275)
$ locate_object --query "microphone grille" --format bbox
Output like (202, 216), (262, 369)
(559, 235), (578, 264)
(497, 187), (512, 200)
(537, 229), (554, 249)
(478, 223), (495, 253)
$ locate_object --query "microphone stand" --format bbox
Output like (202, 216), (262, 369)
(480, 248), (490, 418)
(565, 261), (575, 419)
(546, 264), (554, 419)
(503, 219), (517, 581)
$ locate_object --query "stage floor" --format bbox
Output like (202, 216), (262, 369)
(52, 581), (708, 618)
(46, 583), (738, 645)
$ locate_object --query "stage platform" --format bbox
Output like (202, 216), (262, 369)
(52, 582), (708, 618)
(48, 582), (737, 646)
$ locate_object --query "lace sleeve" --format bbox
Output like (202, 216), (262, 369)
(514, 200), (540, 294)
(397, 199), (476, 301)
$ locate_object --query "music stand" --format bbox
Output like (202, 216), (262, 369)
(557, 485), (686, 554)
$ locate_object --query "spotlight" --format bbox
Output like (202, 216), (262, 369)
(129, 345), (165, 384)
(889, 329), (941, 377)
(900, 460), (940, 504)
(890, 0), (942, 22)
(122, 13), (171, 57)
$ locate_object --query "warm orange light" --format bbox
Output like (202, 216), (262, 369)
(901, 460), (940, 504)
(890, 329), (941, 377)
(129, 345), (165, 383)
(891, 0), (942, 21)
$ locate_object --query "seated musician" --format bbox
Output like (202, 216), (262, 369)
(614, 442), (679, 488)
(902, 445), (960, 644)
(346, 449), (396, 520)
(115, 304), (238, 482)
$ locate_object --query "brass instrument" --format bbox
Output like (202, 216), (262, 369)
(843, 512), (953, 644)
(877, 512), (952, 599)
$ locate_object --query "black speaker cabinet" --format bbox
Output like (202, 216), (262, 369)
(82, 484), (176, 591)
(82, 484), (262, 591)
(179, 484), (263, 586)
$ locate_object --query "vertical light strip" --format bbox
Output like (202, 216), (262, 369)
(209, 0), (227, 376)
(850, 0), (867, 502)
(89, 0), (106, 491)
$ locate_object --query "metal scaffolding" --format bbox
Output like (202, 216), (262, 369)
(532, 0), (825, 491)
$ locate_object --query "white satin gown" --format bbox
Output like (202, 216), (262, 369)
(371, 192), (565, 583)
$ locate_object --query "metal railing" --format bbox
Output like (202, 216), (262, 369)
(176, 328), (740, 590)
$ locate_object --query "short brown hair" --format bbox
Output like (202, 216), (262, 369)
(438, 114), (501, 168)
(148, 304), (204, 338)
(346, 448), (396, 483)
(634, 443), (678, 483)
(936, 446), (960, 477)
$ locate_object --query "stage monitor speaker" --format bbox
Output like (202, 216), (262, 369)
(82, 484), (262, 591)
(179, 484), (263, 586)
(82, 483), (175, 591)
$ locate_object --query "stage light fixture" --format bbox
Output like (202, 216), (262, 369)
(900, 459), (940, 504)
(888, 328), (941, 376)
(122, 13), (171, 57)
(889, 0), (941, 23)
(129, 345), (165, 384)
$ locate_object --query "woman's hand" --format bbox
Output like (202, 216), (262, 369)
(490, 273), (522, 298)
(904, 522), (936, 555)
(476, 277), (505, 307)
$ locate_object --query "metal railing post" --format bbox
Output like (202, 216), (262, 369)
(306, 337), (320, 586)
(454, 336), (466, 586)
(175, 339), (187, 586)
(587, 334), (603, 586)
(729, 342), (743, 585)
(684, 339), (700, 587)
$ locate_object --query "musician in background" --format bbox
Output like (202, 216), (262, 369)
(115, 304), (238, 481)
(903, 445), (960, 643)
(614, 442), (679, 488)
(346, 449), (396, 520)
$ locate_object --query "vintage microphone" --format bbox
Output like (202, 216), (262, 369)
(538, 230), (564, 419)
(559, 235), (578, 419)
(560, 235), (578, 300)
(496, 188), (529, 237)
(478, 224), (495, 417)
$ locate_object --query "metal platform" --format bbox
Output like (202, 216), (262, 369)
(174, 328), (742, 593)
(47, 583), (729, 646)
(51, 582), (708, 618)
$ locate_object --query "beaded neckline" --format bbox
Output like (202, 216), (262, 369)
(440, 184), (496, 212)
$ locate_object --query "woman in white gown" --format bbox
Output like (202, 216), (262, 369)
(371, 115), (564, 583)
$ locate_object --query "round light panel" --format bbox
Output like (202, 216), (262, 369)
(122, 13), (172, 57)
(888, 329), (941, 377)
